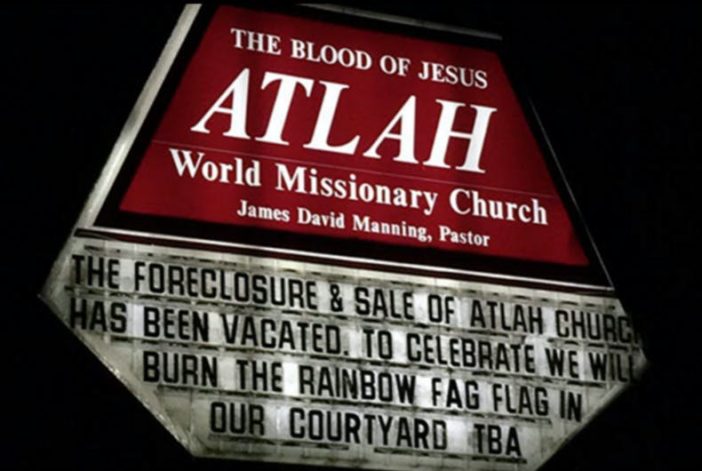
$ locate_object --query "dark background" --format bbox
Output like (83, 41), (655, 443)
(4, 3), (700, 470)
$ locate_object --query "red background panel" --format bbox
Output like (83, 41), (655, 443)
(120, 5), (588, 266)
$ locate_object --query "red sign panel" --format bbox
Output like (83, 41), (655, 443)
(118, 5), (588, 266)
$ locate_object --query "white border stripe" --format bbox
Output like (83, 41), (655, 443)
(78, 5), (201, 228)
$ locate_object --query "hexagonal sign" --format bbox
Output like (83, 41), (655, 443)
(42, 4), (645, 470)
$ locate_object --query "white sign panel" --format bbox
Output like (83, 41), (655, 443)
(42, 238), (644, 470)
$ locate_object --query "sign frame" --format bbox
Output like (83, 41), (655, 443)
(41, 4), (644, 470)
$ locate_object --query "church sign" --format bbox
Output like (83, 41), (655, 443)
(42, 5), (645, 470)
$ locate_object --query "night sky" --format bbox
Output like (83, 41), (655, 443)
(4, 3), (700, 470)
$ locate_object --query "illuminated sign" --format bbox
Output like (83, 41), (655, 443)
(42, 4), (644, 470)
